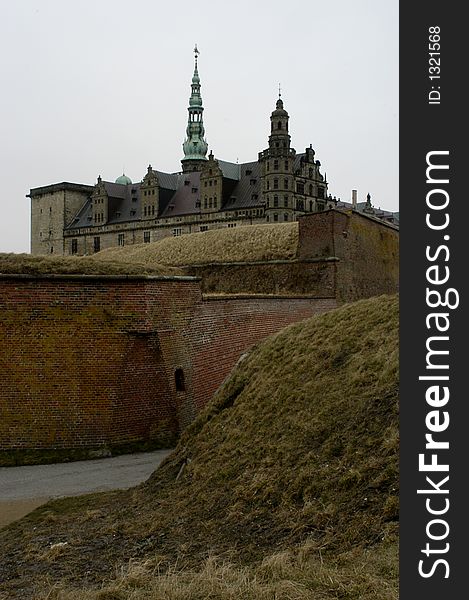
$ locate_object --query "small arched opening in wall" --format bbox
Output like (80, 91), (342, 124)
(175, 367), (186, 392)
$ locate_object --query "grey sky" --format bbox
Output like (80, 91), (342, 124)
(0, 0), (398, 253)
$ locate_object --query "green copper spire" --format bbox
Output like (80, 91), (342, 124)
(181, 45), (208, 172)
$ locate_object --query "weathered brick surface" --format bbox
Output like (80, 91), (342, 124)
(183, 260), (337, 297)
(188, 296), (337, 415)
(298, 210), (399, 301)
(0, 276), (335, 457)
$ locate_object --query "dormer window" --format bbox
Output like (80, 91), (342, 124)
(250, 179), (256, 185)
(246, 169), (252, 175)
(192, 187), (197, 193)
(184, 180), (190, 186)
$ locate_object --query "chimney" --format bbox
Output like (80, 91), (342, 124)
(352, 189), (357, 209)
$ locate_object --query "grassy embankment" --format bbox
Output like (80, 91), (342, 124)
(0, 294), (399, 599)
(94, 222), (299, 267)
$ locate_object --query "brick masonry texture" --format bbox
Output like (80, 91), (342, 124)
(0, 277), (336, 459)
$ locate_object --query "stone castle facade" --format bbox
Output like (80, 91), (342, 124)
(28, 48), (395, 256)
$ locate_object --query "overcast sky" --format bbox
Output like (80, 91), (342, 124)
(0, 0), (398, 253)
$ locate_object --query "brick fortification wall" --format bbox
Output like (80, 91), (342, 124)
(183, 260), (337, 296)
(298, 209), (399, 302)
(0, 210), (398, 463)
(180, 210), (398, 299)
(0, 275), (336, 464)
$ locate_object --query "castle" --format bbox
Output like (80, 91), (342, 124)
(2, 48), (399, 466)
(28, 47), (397, 257)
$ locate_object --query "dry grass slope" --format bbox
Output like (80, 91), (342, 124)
(94, 222), (299, 266)
(0, 294), (398, 599)
(0, 253), (183, 276)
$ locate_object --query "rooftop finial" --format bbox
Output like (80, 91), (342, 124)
(278, 82), (281, 98)
(194, 44), (199, 68)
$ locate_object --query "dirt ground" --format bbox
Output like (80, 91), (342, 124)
(0, 498), (48, 529)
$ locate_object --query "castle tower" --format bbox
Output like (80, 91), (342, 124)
(259, 91), (296, 223)
(181, 45), (209, 173)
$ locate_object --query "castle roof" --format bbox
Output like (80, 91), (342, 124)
(64, 151), (319, 230)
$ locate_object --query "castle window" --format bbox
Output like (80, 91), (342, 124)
(209, 180), (213, 186)
(192, 187), (197, 193)
(273, 160), (279, 170)
(275, 142), (279, 148)
(318, 187), (325, 199)
(152, 205), (155, 215)
(277, 121), (282, 129)
(273, 196), (279, 208)
(246, 169), (252, 175)
(227, 223), (237, 228)
(250, 179), (256, 185)
(309, 168), (313, 178)
(285, 160), (288, 170)
(71, 239), (78, 255)
(309, 184), (313, 196)
(214, 196), (217, 207)
(175, 368), (186, 392)
(209, 198), (213, 208)
(144, 231), (151, 243)
(284, 196), (288, 208)
(184, 180), (190, 186)
(274, 179), (278, 189)
(118, 233), (125, 246)
(200, 225), (208, 232)
(172, 228), (182, 236)
(204, 181), (207, 187)
(297, 182), (305, 194)
(266, 215), (269, 222)
(309, 201), (313, 211)
(284, 213), (289, 221)
(144, 190), (147, 196)
(93, 237), (100, 253)
(267, 162), (270, 171)
(209, 169), (213, 175)
(273, 213), (278, 222)
(144, 206), (147, 216)
(130, 209), (136, 216)
(284, 179), (289, 189)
